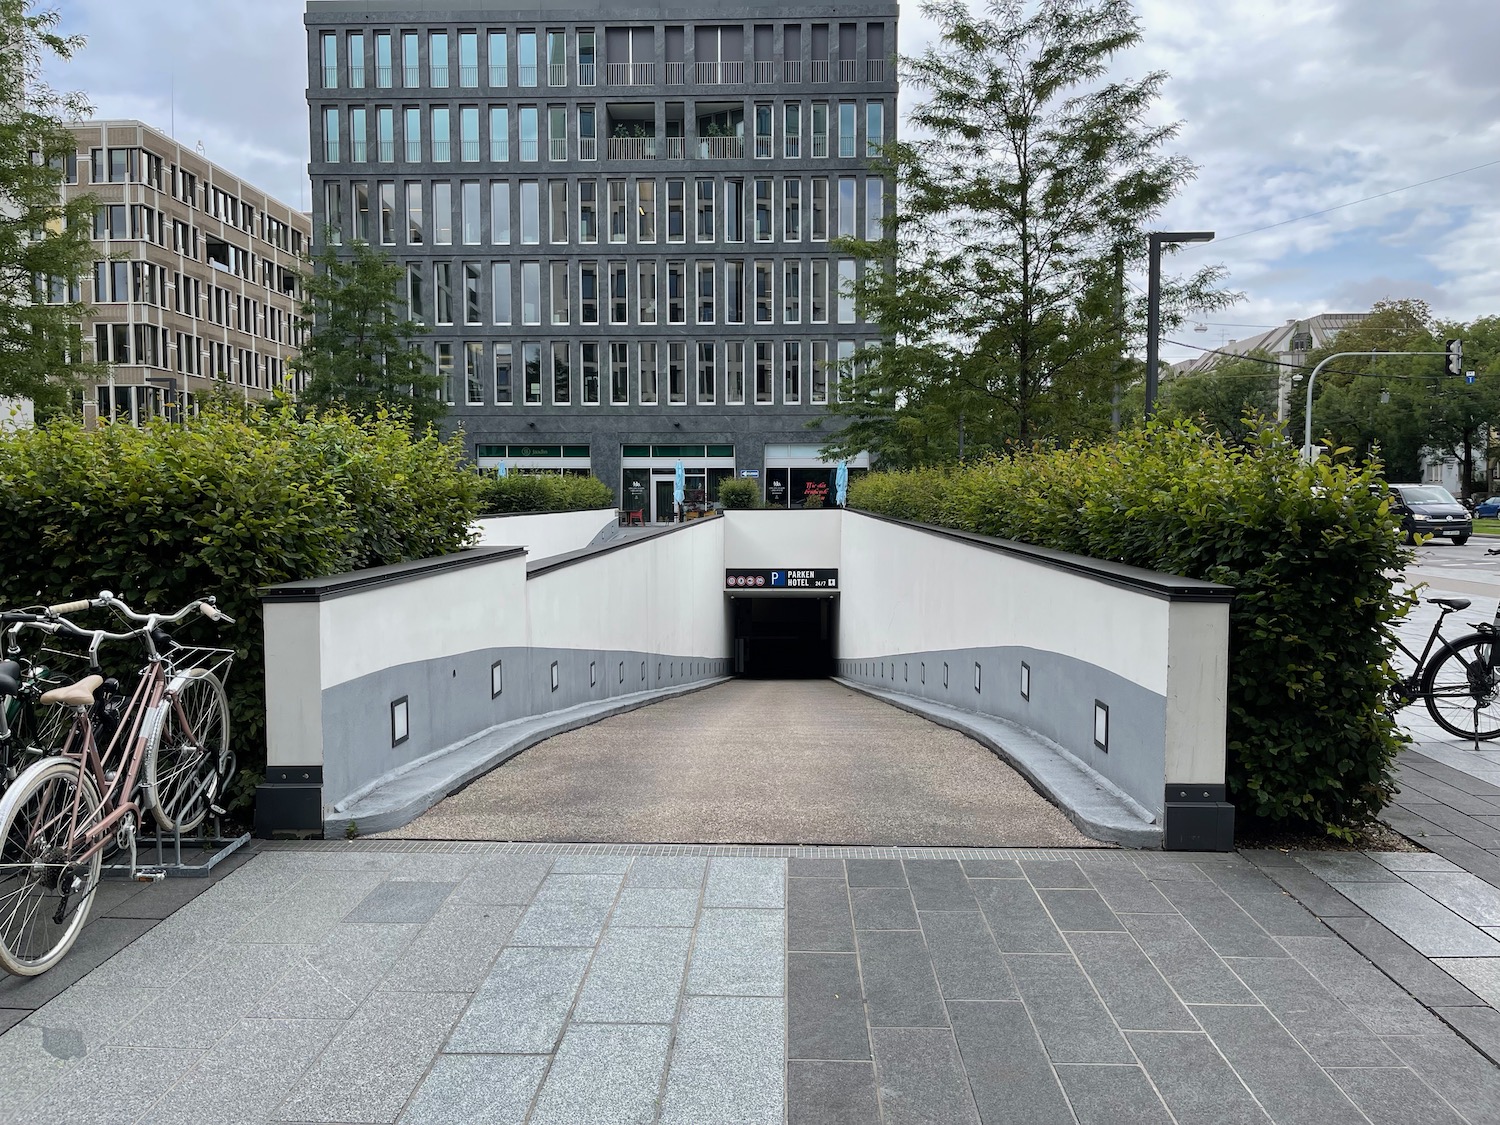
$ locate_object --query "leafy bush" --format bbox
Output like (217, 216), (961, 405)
(0, 403), (480, 807)
(850, 421), (1411, 837)
(717, 479), (761, 509)
(477, 473), (614, 513)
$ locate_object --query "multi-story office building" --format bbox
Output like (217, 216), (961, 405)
(62, 121), (312, 424)
(305, 1), (896, 516)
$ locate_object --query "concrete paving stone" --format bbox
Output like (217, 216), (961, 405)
(659, 996), (784, 1125)
(869, 1027), (981, 1125)
(1435, 1003), (1500, 1064)
(704, 857), (785, 908)
(1240, 849), (1303, 868)
(1200, 863), (1284, 897)
(509, 873), (623, 947)
(1036, 888), (1124, 932)
(1401, 870), (1500, 924)
(1384, 1027), (1500, 1123)
(920, 911), (1015, 1001)
(1331, 881), (1500, 957)
(255, 923), (416, 1020)
(1067, 930), (1195, 1032)
(609, 887), (701, 928)
(344, 880), (458, 924)
(0, 917), (154, 1012)
(380, 902), (523, 993)
(275, 990), (466, 1124)
(1392, 774), (1500, 816)
(789, 858), (845, 879)
(551, 855), (634, 875)
(1005, 953), (1133, 1064)
(857, 929), (948, 1028)
(959, 858), (1023, 879)
(787, 878), (854, 952)
(1261, 866), (1370, 917)
(1083, 867), (1175, 914)
(1153, 880), (1284, 958)
(844, 858), (907, 887)
(1221, 889), (1329, 938)
(528, 1023), (672, 1125)
(138, 1017), (341, 1125)
(786, 1061), (880, 1125)
(1128, 1030), (1274, 1125)
(1118, 913), (1257, 1005)
(948, 1000), (1073, 1125)
(381, 852), (487, 880)
(787, 952), (870, 1061)
(1020, 858), (1090, 888)
(903, 859), (978, 910)
(971, 879), (1068, 954)
(446, 946), (592, 1053)
(12, 1044), (203, 1125)
(1277, 935), (1444, 1036)
(623, 856), (706, 889)
(75, 911), (222, 992)
(128, 940), (301, 1048)
(1189, 1003), (1367, 1125)
(850, 886), (919, 930)
(686, 908), (784, 997)
(1404, 803), (1500, 848)
(1054, 1064), (1172, 1124)
(1226, 955), (1398, 1067)
(1295, 852), (1406, 882)
(1326, 1067), (1468, 1125)
(231, 871), (387, 946)
(0, 1023), (86, 1114)
(1132, 856), (1213, 882)
(96, 867), (229, 920)
(574, 926), (692, 1023)
(448, 857), (554, 904)
(23, 976), (166, 1059)
(1323, 915), (1489, 1008)
(1368, 851), (1463, 872)
(1415, 836), (1500, 889)
(397, 1054), (548, 1125)
(0, 1009), (25, 1035)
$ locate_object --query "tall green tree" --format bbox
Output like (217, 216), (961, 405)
(825, 0), (1232, 465)
(294, 240), (445, 430)
(0, 1), (98, 416)
(1151, 352), (1280, 442)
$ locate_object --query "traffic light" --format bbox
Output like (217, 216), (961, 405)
(1446, 339), (1465, 375)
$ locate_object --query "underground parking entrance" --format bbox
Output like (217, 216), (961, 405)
(730, 591), (836, 679)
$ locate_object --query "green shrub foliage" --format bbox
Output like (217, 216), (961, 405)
(0, 404), (481, 804)
(716, 479), (761, 509)
(849, 422), (1411, 836)
(476, 473), (614, 513)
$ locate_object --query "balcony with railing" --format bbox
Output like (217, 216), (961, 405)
(376, 65), (392, 87)
(753, 61), (776, 84)
(783, 60), (803, 83)
(432, 140), (451, 162)
(549, 137), (567, 161)
(697, 135), (744, 159)
(462, 141), (481, 162)
(838, 59), (858, 82)
(607, 135), (658, 160)
(664, 136), (685, 159)
(404, 66), (420, 87)
(460, 65), (479, 86)
(580, 136), (597, 160)
(350, 64), (365, 88)
(579, 62), (596, 86)
(405, 141), (421, 162)
(867, 59), (887, 82)
(351, 139), (368, 162)
(489, 64), (507, 87)
(519, 139), (538, 161)
(721, 61), (744, 84)
(811, 59), (829, 82)
(549, 63), (567, 86)
(378, 141), (395, 162)
(665, 62), (685, 85)
(811, 134), (828, 159)
(518, 64), (538, 86)
(322, 66), (338, 88)
(431, 65), (449, 87)
(607, 62), (655, 86)
(754, 135), (772, 159)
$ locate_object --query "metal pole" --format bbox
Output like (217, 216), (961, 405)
(1303, 350), (1450, 460)
(1144, 237), (1162, 419)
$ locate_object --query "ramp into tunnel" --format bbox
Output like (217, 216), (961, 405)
(730, 593), (836, 679)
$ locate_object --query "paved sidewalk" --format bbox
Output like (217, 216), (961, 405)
(4, 842), (1500, 1124)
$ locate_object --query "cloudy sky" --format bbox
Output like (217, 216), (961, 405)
(43, 0), (1500, 364)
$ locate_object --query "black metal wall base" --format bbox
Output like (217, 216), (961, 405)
(254, 766), (325, 839)
(1164, 784), (1235, 851)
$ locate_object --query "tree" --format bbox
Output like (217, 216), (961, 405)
(293, 239), (445, 429)
(0, 1), (99, 416)
(824, 0), (1231, 465)
(1151, 352), (1280, 442)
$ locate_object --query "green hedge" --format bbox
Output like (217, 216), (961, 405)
(717, 479), (761, 509)
(849, 422), (1410, 836)
(0, 404), (480, 809)
(477, 473), (614, 513)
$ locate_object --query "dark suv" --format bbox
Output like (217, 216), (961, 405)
(1389, 484), (1472, 545)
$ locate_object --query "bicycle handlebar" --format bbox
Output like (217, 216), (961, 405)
(97, 592), (234, 627)
(46, 600), (94, 616)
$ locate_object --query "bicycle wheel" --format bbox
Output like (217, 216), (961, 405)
(143, 668), (229, 834)
(1423, 635), (1500, 740)
(0, 757), (103, 976)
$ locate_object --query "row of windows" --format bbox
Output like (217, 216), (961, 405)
(439, 338), (861, 408)
(91, 203), (301, 298)
(87, 261), (299, 344)
(319, 23), (891, 92)
(407, 257), (863, 329)
(319, 100), (884, 164)
(324, 176), (886, 250)
(91, 322), (292, 386)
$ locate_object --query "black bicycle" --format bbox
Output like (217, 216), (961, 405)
(1392, 593), (1500, 740)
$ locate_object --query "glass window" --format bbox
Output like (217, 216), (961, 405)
(460, 106), (480, 161)
(784, 103), (800, 158)
(459, 31), (478, 87)
(754, 179), (772, 241)
(404, 106), (421, 161)
(519, 106), (538, 160)
(783, 341), (802, 403)
(406, 263), (425, 322)
(637, 179), (656, 242)
(550, 261), (569, 324)
(837, 340), (855, 402)
(436, 342), (454, 403)
(375, 31), (393, 88)
(582, 342), (601, 404)
(754, 341), (773, 403)
(783, 260), (801, 323)
(638, 260), (657, 324)
(632, 342), (651, 404)
(580, 261), (599, 323)
(810, 259), (828, 322)
(838, 102), (856, 157)
(549, 180), (568, 243)
(610, 261), (628, 323)
(434, 181), (453, 243)
(432, 106), (451, 161)
(668, 343), (686, 405)
(667, 261), (686, 324)
(609, 180), (627, 242)
(784, 178), (801, 241)
(492, 261), (512, 323)
(578, 30), (596, 85)
(462, 181), (481, 243)
(837, 259), (856, 323)
(666, 179), (685, 242)
(811, 341), (829, 403)
(838, 176), (856, 238)
(579, 180), (598, 242)
(434, 261), (452, 323)
(548, 106), (567, 160)
(488, 30), (508, 87)
(812, 101), (829, 158)
(402, 31), (419, 87)
(866, 101), (884, 157)
(548, 30), (566, 85)
(489, 106), (509, 161)
(520, 181), (539, 243)
(754, 103), (773, 158)
(579, 104), (597, 160)
(323, 108), (340, 161)
(466, 341), (484, 403)
(377, 107), (394, 161)
(405, 181), (423, 244)
(754, 260), (773, 323)
(379, 181), (396, 243)
(494, 342), (513, 403)
(353, 181), (370, 241)
(725, 260), (744, 324)
(865, 177), (884, 240)
(696, 261), (714, 324)
(697, 342), (716, 404)
(811, 177), (828, 241)
(350, 107), (367, 161)
(726, 342), (745, 404)
(551, 343), (570, 405)
(324, 182), (343, 243)
(695, 178), (714, 242)
(519, 31), (537, 86)
(523, 342), (542, 403)
(521, 261), (541, 324)
(321, 32), (338, 88)
(491, 180), (511, 243)
(430, 31), (449, 87)
(725, 179), (744, 242)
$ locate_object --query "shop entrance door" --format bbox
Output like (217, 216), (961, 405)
(653, 477), (676, 522)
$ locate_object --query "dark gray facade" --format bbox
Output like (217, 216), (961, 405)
(305, 0), (897, 514)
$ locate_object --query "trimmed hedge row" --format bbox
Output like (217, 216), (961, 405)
(477, 473), (614, 513)
(717, 479), (761, 509)
(0, 405), (481, 809)
(849, 422), (1411, 836)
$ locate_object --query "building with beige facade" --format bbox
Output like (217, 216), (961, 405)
(63, 120), (312, 423)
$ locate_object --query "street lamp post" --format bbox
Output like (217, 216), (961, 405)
(1144, 230), (1215, 420)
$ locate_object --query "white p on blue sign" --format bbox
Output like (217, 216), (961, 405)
(771, 571), (785, 587)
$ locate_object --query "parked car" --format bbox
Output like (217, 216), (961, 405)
(1388, 484), (1473, 545)
(1475, 496), (1500, 519)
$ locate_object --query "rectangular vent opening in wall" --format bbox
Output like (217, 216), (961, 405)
(920, 662), (926, 685)
(391, 696), (409, 747)
(641, 660), (647, 682)
(550, 661), (559, 692)
(491, 660), (504, 699)
(1094, 700), (1109, 752)
(1020, 661), (1030, 701)
(904, 662), (908, 682)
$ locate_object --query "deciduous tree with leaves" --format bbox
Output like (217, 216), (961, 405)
(294, 239), (445, 430)
(826, 0), (1232, 465)
(0, 0), (98, 417)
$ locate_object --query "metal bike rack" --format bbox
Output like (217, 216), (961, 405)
(100, 814), (251, 879)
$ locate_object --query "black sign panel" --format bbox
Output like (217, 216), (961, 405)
(725, 569), (839, 590)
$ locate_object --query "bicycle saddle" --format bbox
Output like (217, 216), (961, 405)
(0, 660), (20, 695)
(1428, 597), (1472, 611)
(39, 674), (103, 708)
